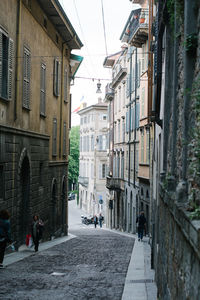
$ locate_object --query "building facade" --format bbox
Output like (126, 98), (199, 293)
(0, 0), (82, 247)
(78, 99), (108, 219)
(152, 0), (200, 298)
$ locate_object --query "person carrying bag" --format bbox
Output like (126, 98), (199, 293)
(0, 210), (11, 269)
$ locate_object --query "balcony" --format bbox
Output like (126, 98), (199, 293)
(121, 8), (149, 47)
(78, 176), (89, 187)
(105, 83), (114, 101)
(112, 65), (127, 88)
(106, 176), (125, 191)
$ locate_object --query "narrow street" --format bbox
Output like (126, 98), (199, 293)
(1, 201), (134, 300)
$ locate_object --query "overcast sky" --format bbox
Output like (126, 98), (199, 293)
(59, 0), (138, 126)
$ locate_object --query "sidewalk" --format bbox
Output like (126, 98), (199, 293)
(4, 234), (76, 267)
(104, 229), (157, 300)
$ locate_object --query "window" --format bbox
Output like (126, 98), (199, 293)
(136, 102), (140, 128)
(126, 111), (129, 133)
(141, 87), (145, 118)
(63, 122), (67, 156)
(23, 47), (31, 108)
(99, 163), (107, 179)
(121, 153), (124, 179)
(102, 114), (107, 121)
(52, 118), (57, 156)
(118, 121), (120, 143)
(141, 129), (144, 163)
(122, 119), (125, 143)
(91, 135), (94, 151)
(146, 128), (150, 164)
(40, 63), (46, 116)
(53, 58), (60, 97)
(0, 29), (13, 100)
(64, 68), (68, 103)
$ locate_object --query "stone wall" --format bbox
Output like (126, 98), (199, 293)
(0, 125), (68, 246)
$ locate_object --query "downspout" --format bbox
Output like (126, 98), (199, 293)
(59, 42), (66, 158)
(14, 0), (22, 121)
(128, 48), (133, 186)
(133, 48), (137, 188)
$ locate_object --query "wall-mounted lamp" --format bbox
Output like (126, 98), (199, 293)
(96, 80), (102, 93)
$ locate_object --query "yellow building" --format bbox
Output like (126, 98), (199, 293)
(0, 0), (82, 246)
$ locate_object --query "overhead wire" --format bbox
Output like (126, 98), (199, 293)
(72, 0), (97, 78)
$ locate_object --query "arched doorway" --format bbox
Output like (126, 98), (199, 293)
(51, 178), (57, 235)
(19, 154), (30, 244)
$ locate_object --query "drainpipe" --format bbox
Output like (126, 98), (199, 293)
(133, 48), (137, 188)
(14, 0), (22, 121)
(128, 48), (133, 186)
(59, 42), (66, 158)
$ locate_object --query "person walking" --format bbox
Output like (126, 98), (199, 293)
(136, 211), (146, 241)
(99, 214), (103, 228)
(93, 215), (98, 228)
(31, 215), (44, 252)
(0, 210), (11, 269)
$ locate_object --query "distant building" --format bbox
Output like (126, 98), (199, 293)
(0, 0), (82, 246)
(78, 99), (108, 218)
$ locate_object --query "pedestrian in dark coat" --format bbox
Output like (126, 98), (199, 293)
(31, 215), (44, 252)
(99, 214), (103, 228)
(136, 211), (146, 241)
(0, 210), (11, 269)
(93, 215), (98, 228)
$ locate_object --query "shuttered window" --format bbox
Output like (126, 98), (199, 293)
(63, 122), (67, 156)
(23, 47), (31, 109)
(0, 29), (13, 100)
(64, 68), (68, 103)
(53, 58), (60, 97)
(136, 102), (140, 128)
(40, 63), (46, 116)
(52, 118), (57, 156)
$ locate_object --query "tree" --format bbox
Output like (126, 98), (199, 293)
(68, 126), (80, 191)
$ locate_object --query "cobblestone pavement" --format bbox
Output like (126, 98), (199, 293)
(0, 228), (134, 300)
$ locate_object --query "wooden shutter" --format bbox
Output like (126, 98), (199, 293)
(63, 122), (66, 156)
(64, 68), (68, 102)
(23, 47), (31, 108)
(0, 31), (2, 97)
(52, 118), (57, 156)
(40, 63), (46, 115)
(8, 38), (13, 100)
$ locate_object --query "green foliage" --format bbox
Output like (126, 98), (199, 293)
(68, 126), (80, 185)
(189, 207), (200, 220)
(184, 33), (198, 53)
(167, 0), (184, 31)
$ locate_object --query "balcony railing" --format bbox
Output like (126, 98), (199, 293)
(112, 65), (127, 88)
(106, 176), (125, 191)
(78, 176), (89, 187)
(122, 8), (149, 47)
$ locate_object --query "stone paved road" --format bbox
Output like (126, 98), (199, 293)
(0, 228), (134, 300)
